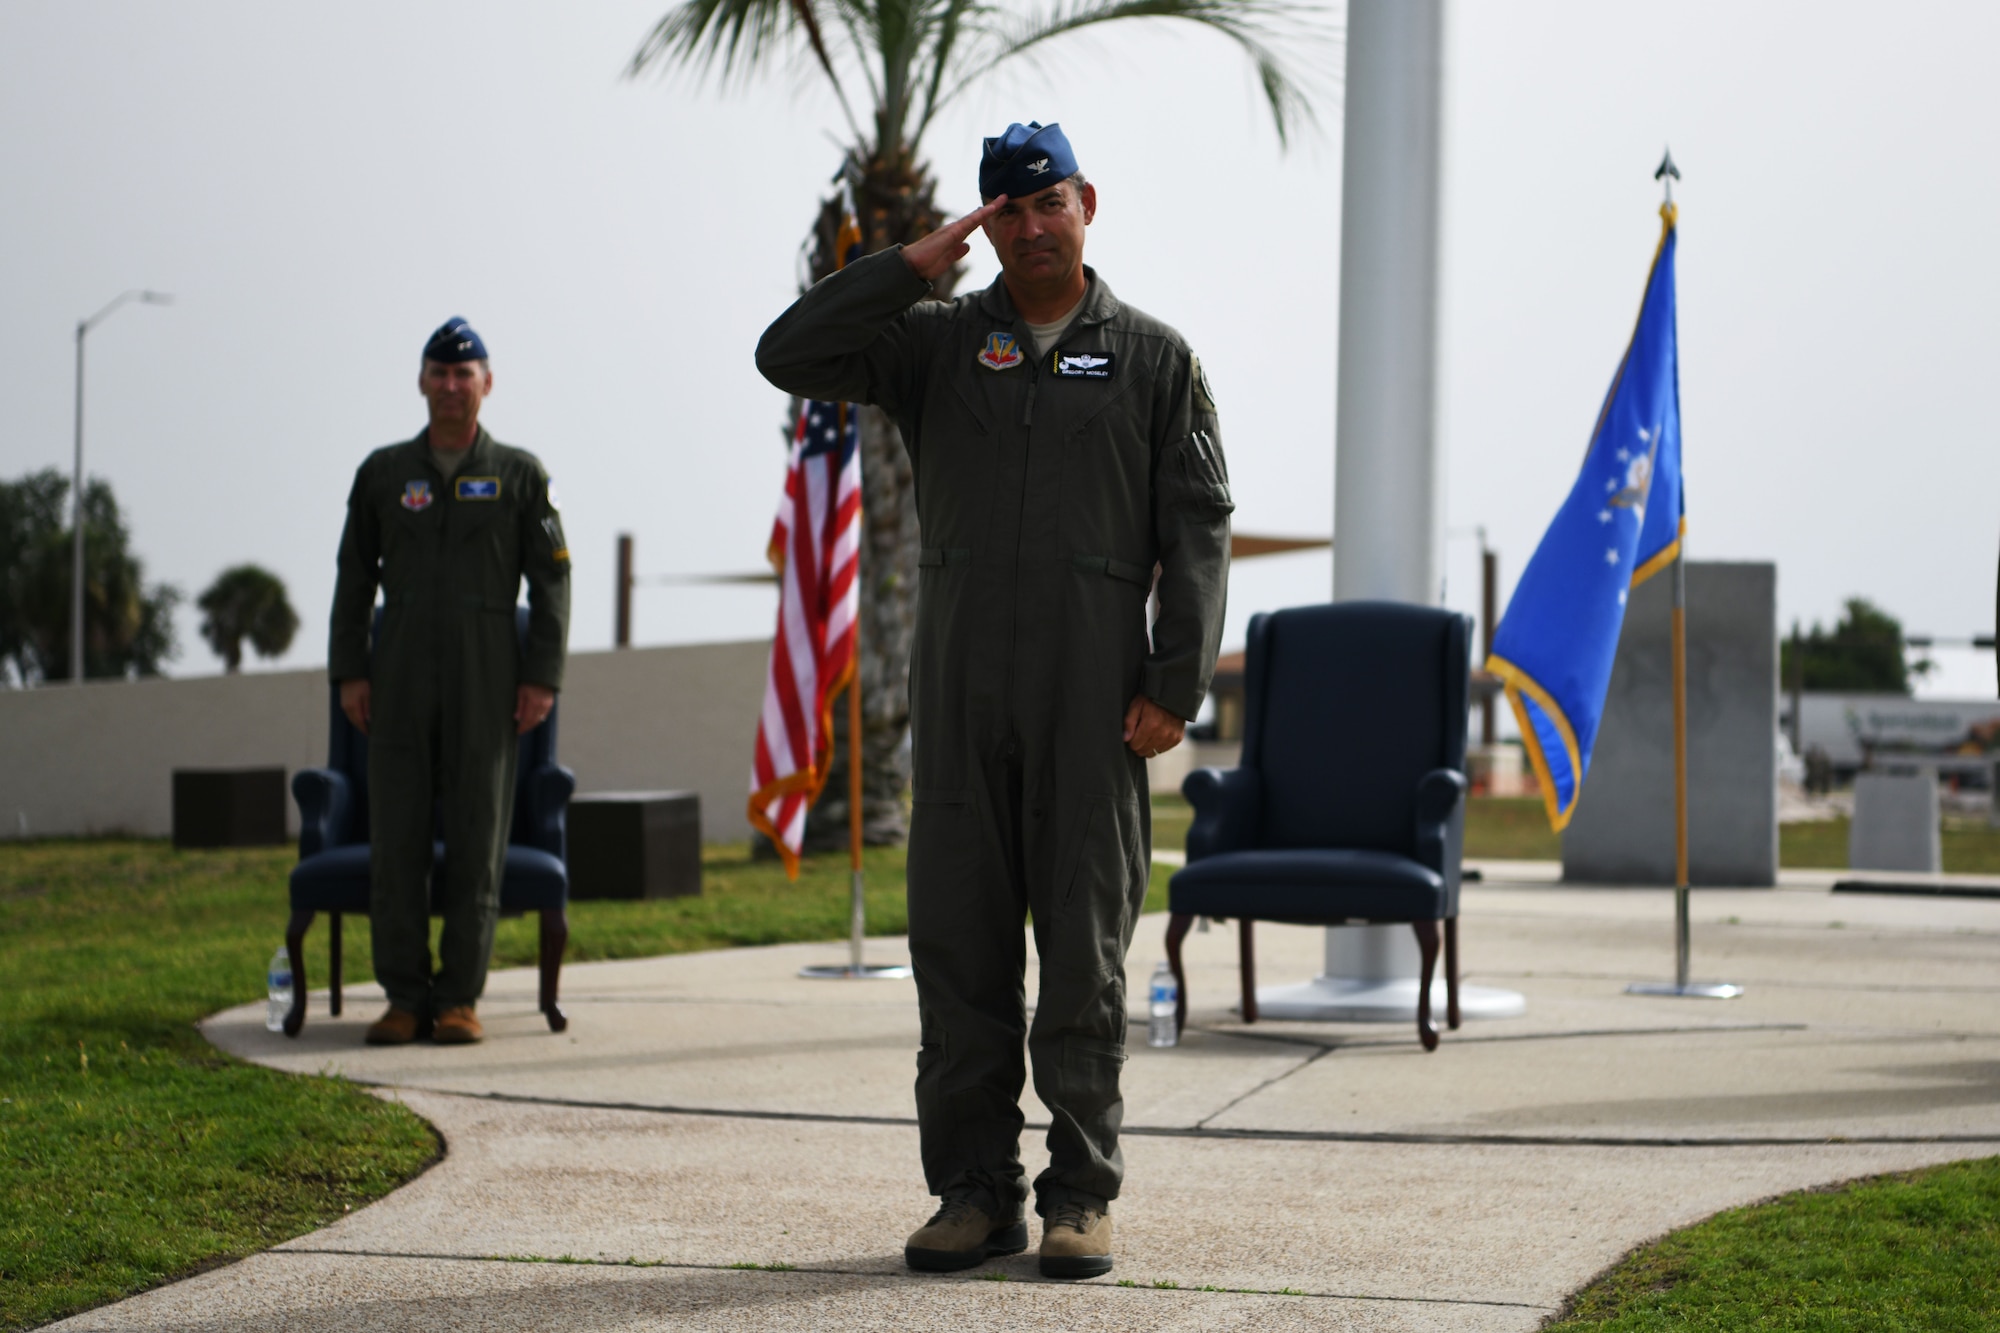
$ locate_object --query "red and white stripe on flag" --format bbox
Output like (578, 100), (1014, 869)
(747, 398), (862, 877)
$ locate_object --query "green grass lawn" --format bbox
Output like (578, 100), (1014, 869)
(1455, 799), (2000, 872)
(9, 808), (1993, 1330)
(1547, 1156), (2000, 1331)
(0, 832), (1160, 1330)
(0, 842), (438, 1331)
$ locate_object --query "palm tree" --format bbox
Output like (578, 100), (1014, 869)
(197, 565), (299, 674)
(630, 0), (1323, 846)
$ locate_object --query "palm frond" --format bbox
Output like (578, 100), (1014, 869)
(946, 0), (1326, 149)
(627, 0), (795, 82)
(628, 0), (866, 138)
(911, 0), (986, 150)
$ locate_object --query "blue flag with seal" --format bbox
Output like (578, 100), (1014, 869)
(1487, 203), (1685, 832)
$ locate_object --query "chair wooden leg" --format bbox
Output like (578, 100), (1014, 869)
(329, 912), (344, 1018)
(284, 908), (312, 1038)
(1444, 916), (1461, 1031)
(1164, 913), (1193, 1036)
(539, 906), (569, 1032)
(1411, 919), (1440, 1051)
(1239, 918), (1258, 1024)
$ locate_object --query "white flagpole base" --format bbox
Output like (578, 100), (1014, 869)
(1252, 923), (1525, 1022)
(1624, 980), (1742, 999)
(799, 963), (912, 980)
(1254, 975), (1526, 1022)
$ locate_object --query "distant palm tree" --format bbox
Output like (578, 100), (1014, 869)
(630, 0), (1323, 845)
(197, 565), (299, 674)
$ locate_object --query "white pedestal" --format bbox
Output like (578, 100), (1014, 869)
(1255, 923), (1526, 1022)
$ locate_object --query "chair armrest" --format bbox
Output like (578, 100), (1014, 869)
(523, 763), (578, 858)
(292, 768), (352, 858)
(1413, 767), (1467, 885)
(1183, 766), (1261, 862)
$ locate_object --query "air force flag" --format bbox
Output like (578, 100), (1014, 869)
(1487, 205), (1685, 831)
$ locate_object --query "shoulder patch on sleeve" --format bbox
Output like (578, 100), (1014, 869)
(1191, 355), (1219, 413)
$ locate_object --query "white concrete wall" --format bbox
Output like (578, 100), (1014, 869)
(0, 640), (772, 842)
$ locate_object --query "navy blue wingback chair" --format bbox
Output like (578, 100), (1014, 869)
(1166, 602), (1471, 1050)
(282, 607), (576, 1036)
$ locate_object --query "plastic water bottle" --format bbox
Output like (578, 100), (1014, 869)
(266, 947), (292, 1032)
(1147, 960), (1179, 1048)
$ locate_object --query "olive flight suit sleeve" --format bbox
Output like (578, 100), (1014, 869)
(328, 461), (381, 683)
(517, 462), (571, 691)
(754, 247), (937, 416)
(1144, 353), (1234, 721)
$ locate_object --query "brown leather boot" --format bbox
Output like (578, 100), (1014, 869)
(1039, 1201), (1113, 1278)
(432, 1004), (484, 1044)
(904, 1197), (1028, 1272)
(364, 1007), (423, 1046)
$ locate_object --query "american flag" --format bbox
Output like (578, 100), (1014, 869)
(747, 397), (861, 875)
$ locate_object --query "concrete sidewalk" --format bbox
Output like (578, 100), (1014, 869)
(51, 867), (2000, 1331)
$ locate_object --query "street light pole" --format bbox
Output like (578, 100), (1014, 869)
(70, 290), (172, 684)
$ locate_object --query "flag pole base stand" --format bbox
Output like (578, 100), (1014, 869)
(1624, 980), (1743, 999)
(799, 963), (912, 980)
(1255, 976), (1526, 1022)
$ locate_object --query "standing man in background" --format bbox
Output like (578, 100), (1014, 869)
(329, 318), (571, 1047)
(757, 123), (1231, 1278)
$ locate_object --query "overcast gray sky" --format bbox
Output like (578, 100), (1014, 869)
(3, 1), (1996, 696)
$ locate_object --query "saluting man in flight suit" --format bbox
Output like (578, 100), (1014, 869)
(757, 123), (1231, 1278)
(329, 318), (571, 1047)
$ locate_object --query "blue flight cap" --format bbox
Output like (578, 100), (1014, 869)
(423, 316), (488, 364)
(979, 122), (1078, 201)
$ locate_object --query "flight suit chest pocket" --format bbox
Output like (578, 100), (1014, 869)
(381, 481), (441, 563)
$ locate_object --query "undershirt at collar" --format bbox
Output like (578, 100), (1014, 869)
(430, 446), (470, 481)
(1025, 296), (1086, 358)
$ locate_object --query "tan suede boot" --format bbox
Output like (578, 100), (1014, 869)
(904, 1198), (1028, 1272)
(432, 1005), (484, 1044)
(364, 1007), (423, 1046)
(1039, 1201), (1113, 1278)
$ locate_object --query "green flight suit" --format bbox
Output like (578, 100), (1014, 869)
(756, 248), (1231, 1218)
(329, 426), (571, 1016)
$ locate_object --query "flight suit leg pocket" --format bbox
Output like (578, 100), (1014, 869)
(1051, 794), (1146, 976)
(907, 788), (981, 944)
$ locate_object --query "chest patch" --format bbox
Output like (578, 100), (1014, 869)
(456, 477), (501, 500)
(1053, 350), (1115, 379)
(976, 332), (1024, 371)
(401, 480), (433, 512)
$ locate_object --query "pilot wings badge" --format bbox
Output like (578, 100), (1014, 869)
(1054, 350), (1115, 379)
(977, 332), (1024, 371)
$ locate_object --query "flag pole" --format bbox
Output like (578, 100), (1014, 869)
(799, 413), (910, 982)
(1628, 149), (1740, 1001)
(847, 638), (866, 972)
(1672, 550), (1691, 988)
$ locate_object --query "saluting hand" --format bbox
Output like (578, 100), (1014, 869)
(516, 684), (555, 735)
(1124, 695), (1186, 760)
(902, 197), (1008, 283)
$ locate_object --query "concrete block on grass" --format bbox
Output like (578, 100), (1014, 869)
(1849, 772), (1941, 872)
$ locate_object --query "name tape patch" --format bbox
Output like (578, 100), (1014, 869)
(456, 477), (501, 500)
(1053, 350), (1115, 379)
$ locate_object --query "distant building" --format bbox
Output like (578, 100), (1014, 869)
(1782, 692), (2000, 779)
